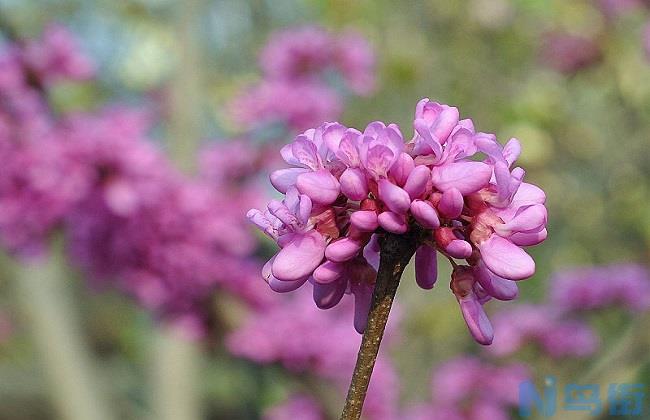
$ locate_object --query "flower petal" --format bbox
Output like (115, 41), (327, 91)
(325, 237), (363, 262)
(313, 260), (345, 284)
(431, 161), (492, 195)
(313, 280), (347, 309)
(403, 165), (431, 200)
(378, 179), (411, 214)
(438, 187), (463, 219)
(510, 228), (547, 246)
(415, 245), (438, 289)
(445, 239), (473, 259)
(272, 231), (326, 281)
(270, 168), (310, 193)
(474, 261), (518, 300)
(296, 169), (340, 205)
(339, 167), (369, 201)
(350, 210), (379, 232)
(410, 200), (440, 229)
(269, 275), (308, 293)
(352, 282), (373, 334)
(458, 294), (494, 345)
(390, 152), (414, 186)
(377, 211), (407, 234)
(494, 204), (547, 237)
(479, 235), (535, 280)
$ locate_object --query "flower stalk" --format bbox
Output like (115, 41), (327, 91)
(341, 229), (420, 419)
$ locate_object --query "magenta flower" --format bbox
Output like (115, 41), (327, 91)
(249, 98), (548, 344)
(404, 357), (529, 420)
(549, 264), (650, 312)
(22, 23), (95, 84)
(489, 304), (599, 358)
(229, 80), (343, 132)
(259, 26), (375, 96)
(227, 287), (400, 419)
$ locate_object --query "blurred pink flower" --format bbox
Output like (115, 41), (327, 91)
(259, 26), (375, 95)
(22, 23), (95, 84)
(489, 304), (599, 358)
(540, 32), (602, 74)
(227, 287), (400, 419)
(404, 357), (528, 420)
(229, 80), (342, 132)
(550, 264), (650, 312)
(264, 395), (324, 420)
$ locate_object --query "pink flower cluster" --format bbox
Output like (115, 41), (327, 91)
(248, 98), (548, 343)
(22, 23), (95, 84)
(405, 357), (529, 420)
(489, 304), (599, 358)
(0, 28), (270, 331)
(260, 26), (375, 96)
(550, 264), (650, 312)
(488, 264), (650, 359)
(229, 26), (375, 132)
(227, 287), (399, 419)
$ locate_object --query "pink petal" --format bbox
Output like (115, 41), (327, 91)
(503, 138), (521, 166)
(474, 261), (518, 300)
(363, 144), (395, 179)
(511, 182), (546, 206)
(431, 161), (492, 195)
(351, 282), (373, 333)
(296, 169), (340, 205)
(325, 237), (363, 262)
(432, 106), (460, 142)
(291, 137), (322, 170)
(479, 235), (535, 281)
(510, 228), (547, 246)
(350, 210), (379, 232)
(403, 165), (431, 200)
(322, 123), (347, 154)
(495, 204), (547, 237)
(445, 239), (473, 259)
(378, 179), (411, 214)
(377, 211), (407, 234)
(269, 275), (308, 293)
(410, 200), (440, 229)
(415, 245), (438, 289)
(272, 231), (326, 281)
(438, 187), (463, 219)
(339, 167), (369, 201)
(270, 168), (310, 193)
(313, 260), (345, 284)
(390, 152), (414, 186)
(336, 129), (362, 167)
(313, 280), (347, 309)
(458, 295), (494, 345)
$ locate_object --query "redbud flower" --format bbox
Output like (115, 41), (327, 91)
(405, 357), (529, 420)
(259, 26), (375, 96)
(22, 24), (95, 84)
(489, 305), (599, 358)
(248, 98), (548, 344)
(550, 264), (650, 312)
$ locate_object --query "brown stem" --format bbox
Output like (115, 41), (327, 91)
(340, 229), (420, 420)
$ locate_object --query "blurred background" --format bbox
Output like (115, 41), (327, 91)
(0, 0), (650, 419)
